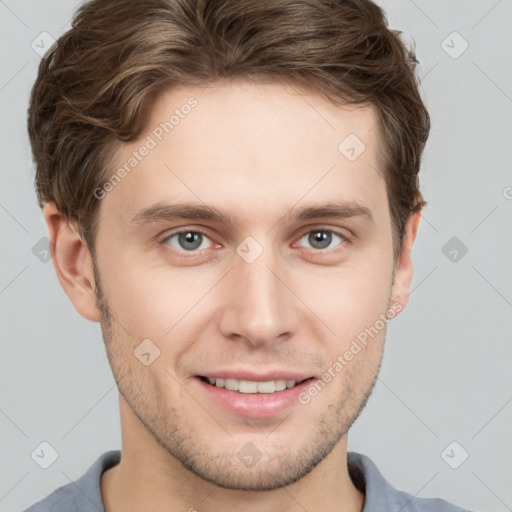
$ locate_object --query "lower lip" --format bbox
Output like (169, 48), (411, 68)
(194, 377), (315, 418)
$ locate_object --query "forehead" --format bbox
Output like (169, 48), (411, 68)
(101, 79), (387, 228)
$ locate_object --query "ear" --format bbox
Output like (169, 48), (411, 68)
(388, 209), (422, 313)
(43, 202), (101, 322)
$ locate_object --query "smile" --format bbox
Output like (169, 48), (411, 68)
(195, 375), (316, 418)
(198, 376), (308, 394)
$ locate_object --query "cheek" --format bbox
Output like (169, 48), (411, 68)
(100, 256), (220, 345)
(295, 257), (393, 342)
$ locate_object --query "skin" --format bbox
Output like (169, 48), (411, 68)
(44, 78), (421, 512)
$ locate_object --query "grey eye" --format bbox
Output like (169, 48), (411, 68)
(299, 230), (343, 250)
(166, 231), (211, 251)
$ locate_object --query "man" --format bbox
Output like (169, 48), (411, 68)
(24, 0), (474, 510)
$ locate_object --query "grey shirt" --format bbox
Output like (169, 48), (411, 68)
(22, 450), (474, 511)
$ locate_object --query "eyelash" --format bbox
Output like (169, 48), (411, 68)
(160, 227), (350, 257)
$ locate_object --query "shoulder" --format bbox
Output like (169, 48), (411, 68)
(20, 450), (121, 512)
(22, 486), (78, 512)
(347, 451), (476, 512)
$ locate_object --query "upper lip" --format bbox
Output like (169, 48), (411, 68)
(197, 370), (314, 382)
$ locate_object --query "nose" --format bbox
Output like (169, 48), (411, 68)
(217, 244), (298, 348)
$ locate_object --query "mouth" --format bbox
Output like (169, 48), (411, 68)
(197, 375), (313, 394)
(194, 375), (316, 418)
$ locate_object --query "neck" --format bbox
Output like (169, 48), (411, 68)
(101, 397), (365, 512)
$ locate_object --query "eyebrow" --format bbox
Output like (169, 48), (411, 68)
(129, 201), (373, 227)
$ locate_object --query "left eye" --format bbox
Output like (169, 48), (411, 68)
(297, 229), (344, 251)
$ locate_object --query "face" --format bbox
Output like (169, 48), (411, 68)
(90, 79), (403, 490)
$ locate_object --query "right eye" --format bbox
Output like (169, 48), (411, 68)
(162, 229), (215, 253)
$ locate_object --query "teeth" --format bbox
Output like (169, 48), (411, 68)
(257, 381), (275, 393)
(225, 378), (239, 391)
(239, 380), (258, 393)
(205, 377), (298, 393)
(275, 380), (287, 391)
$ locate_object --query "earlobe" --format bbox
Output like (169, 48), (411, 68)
(388, 210), (422, 313)
(43, 202), (101, 322)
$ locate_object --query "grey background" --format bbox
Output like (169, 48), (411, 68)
(1, 1), (511, 511)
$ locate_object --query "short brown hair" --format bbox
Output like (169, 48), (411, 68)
(28, 0), (429, 261)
